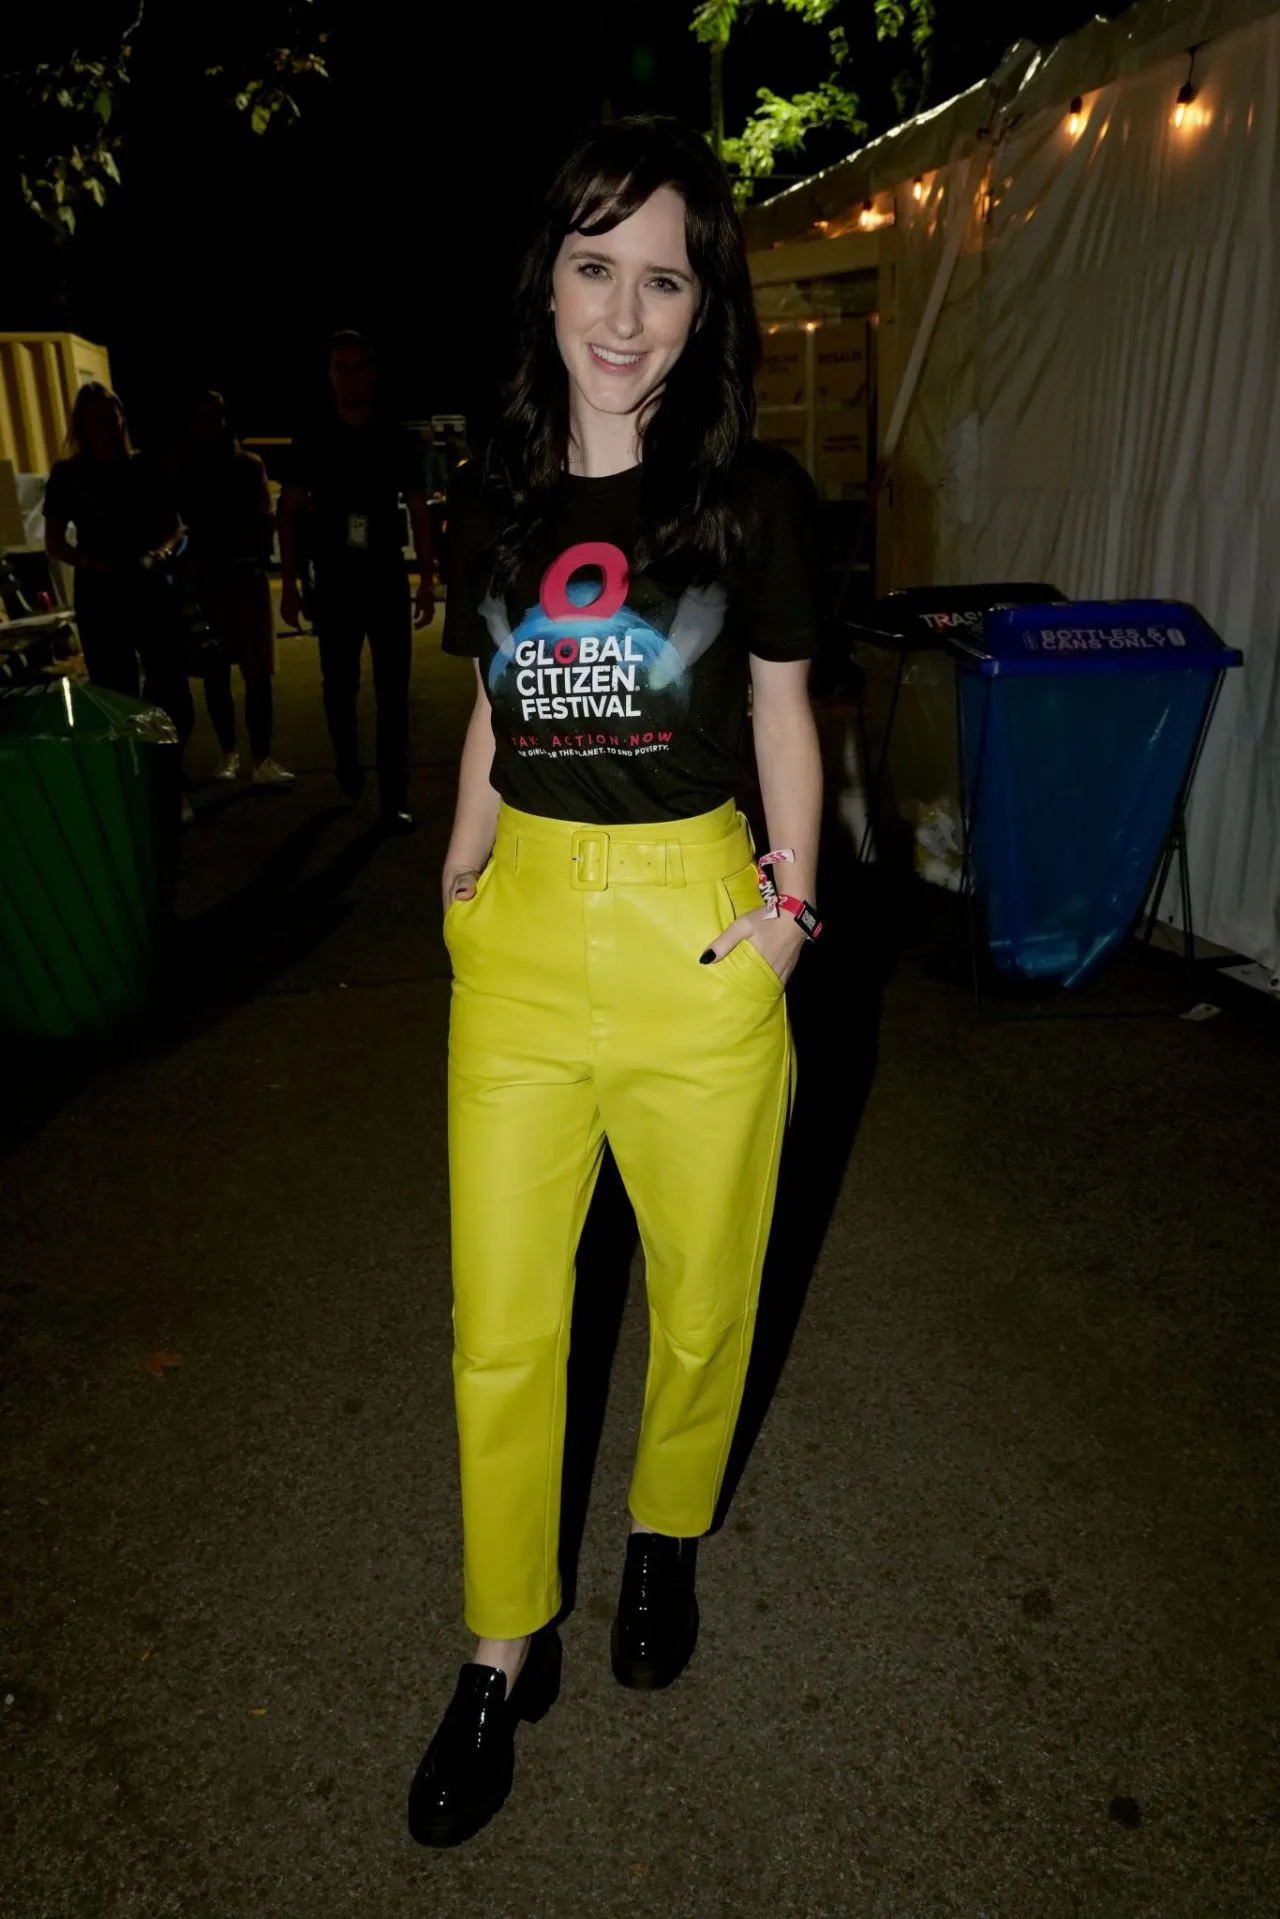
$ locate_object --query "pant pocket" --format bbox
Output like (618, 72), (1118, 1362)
(713, 869), (787, 1002)
(444, 859), (497, 958)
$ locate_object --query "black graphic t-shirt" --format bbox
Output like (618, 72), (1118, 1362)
(442, 444), (820, 824)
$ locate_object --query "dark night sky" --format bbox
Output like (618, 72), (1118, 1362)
(2, 1), (1118, 452)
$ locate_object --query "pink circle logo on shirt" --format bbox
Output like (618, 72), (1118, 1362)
(539, 542), (629, 623)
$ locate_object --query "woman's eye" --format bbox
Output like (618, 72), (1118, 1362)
(649, 277), (681, 294)
(578, 262), (607, 279)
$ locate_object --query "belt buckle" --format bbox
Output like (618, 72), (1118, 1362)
(570, 829), (609, 891)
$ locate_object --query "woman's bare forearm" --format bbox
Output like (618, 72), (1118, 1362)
(444, 668), (501, 896)
(750, 658), (823, 906)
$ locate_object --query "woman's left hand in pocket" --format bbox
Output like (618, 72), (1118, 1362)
(700, 907), (806, 984)
(442, 868), (481, 917)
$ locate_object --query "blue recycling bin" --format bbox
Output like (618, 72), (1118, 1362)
(952, 601), (1243, 988)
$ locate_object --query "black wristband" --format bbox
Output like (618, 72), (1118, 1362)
(777, 894), (823, 941)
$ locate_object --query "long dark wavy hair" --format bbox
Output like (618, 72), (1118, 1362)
(64, 382), (132, 460)
(487, 116), (760, 590)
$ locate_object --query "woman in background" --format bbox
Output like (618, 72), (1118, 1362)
(44, 383), (195, 813)
(171, 391), (293, 788)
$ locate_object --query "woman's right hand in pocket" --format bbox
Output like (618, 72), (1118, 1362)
(443, 868), (481, 916)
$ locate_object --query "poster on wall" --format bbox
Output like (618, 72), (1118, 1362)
(813, 319), (869, 408)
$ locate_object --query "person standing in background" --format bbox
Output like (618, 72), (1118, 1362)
(278, 333), (435, 832)
(43, 383), (196, 821)
(171, 391), (294, 789)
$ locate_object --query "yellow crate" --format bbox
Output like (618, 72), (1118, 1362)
(0, 333), (113, 476)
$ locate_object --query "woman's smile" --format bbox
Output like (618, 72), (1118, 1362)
(587, 344), (648, 373)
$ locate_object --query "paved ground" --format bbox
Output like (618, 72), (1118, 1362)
(2, 616), (1279, 1918)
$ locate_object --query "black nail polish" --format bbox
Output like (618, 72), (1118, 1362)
(699, 950), (715, 964)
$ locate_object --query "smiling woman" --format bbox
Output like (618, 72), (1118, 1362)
(553, 197), (700, 448)
(407, 116), (826, 1851)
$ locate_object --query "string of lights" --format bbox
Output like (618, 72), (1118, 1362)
(797, 38), (1217, 256)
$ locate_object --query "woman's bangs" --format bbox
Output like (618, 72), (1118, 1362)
(567, 159), (669, 238)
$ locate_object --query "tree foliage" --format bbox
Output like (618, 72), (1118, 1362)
(2, 0), (329, 235)
(693, 0), (936, 201)
(722, 82), (866, 198)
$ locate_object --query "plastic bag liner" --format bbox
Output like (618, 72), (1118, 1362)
(952, 602), (1243, 988)
(0, 680), (179, 1041)
(842, 584), (1066, 871)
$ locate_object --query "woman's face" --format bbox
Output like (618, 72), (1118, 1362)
(82, 398), (126, 462)
(551, 185), (699, 433)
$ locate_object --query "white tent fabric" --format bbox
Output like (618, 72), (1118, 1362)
(750, 0), (1280, 972)
(922, 18), (1280, 972)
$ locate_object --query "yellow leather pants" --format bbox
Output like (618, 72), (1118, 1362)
(445, 799), (794, 1638)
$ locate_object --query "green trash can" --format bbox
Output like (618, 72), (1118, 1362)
(0, 678), (179, 1042)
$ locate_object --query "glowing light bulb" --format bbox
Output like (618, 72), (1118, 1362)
(814, 218), (829, 231)
(1174, 81), (1196, 128)
(912, 177), (924, 202)
(858, 200), (874, 229)
(1067, 95), (1084, 137)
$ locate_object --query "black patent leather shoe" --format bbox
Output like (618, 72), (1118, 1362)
(407, 1626), (561, 1848)
(611, 1533), (699, 1690)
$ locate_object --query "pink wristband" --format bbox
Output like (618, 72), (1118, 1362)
(756, 848), (795, 919)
